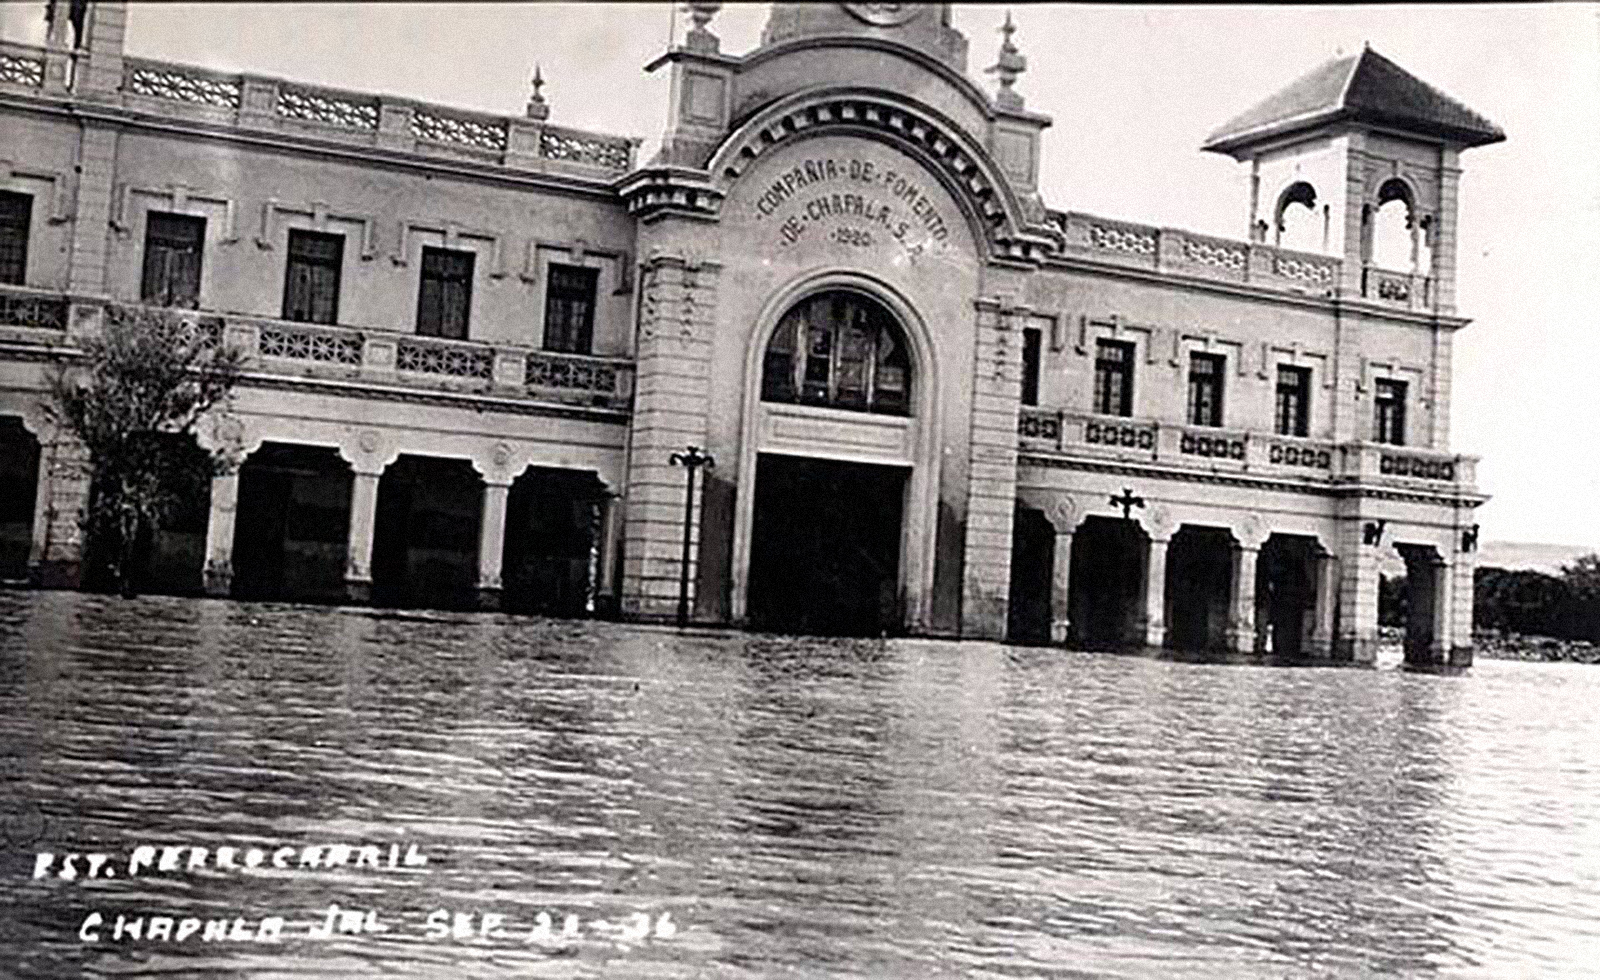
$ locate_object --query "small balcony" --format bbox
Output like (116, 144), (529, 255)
(1018, 406), (1476, 493)
(1361, 264), (1434, 312)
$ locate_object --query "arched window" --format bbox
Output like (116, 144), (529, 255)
(1370, 177), (1428, 273)
(1275, 181), (1323, 253)
(761, 291), (912, 415)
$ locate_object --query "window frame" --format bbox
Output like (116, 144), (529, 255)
(542, 262), (599, 355)
(1020, 326), (1042, 407)
(415, 245), (475, 340)
(1186, 352), (1226, 428)
(0, 190), (32, 286)
(1373, 378), (1408, 445)
(140, 211), (206, 309)
(759, 291), (912, 417)
(281, 228), (345, 325)
(1275, 364), (1312, 437)
(1093, 339), (1134, 417)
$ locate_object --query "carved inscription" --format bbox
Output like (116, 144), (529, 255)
(754, 156), (951, 260)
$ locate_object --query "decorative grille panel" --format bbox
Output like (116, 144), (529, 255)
(539, 129), (632, 171)
(395, 338), (493, 380)
(276, 86), (379, 130)
(0, 52), (44, 88)
(0, 291), (67, 330)
(411, 109), (507, 151)
(126, 65), (241, 109)
(258, 325), (363, 366)
(524, 353), (618, 394)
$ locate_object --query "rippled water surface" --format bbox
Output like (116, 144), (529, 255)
(1, 590), (1598, 979)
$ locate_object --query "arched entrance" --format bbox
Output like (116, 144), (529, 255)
(1067, 516), (1148, 649)
(739, 287), (927, 637)
(1166, 525), (1236, 652)
(1006, 503), (1054, 646)
(0, 417), (40, 581)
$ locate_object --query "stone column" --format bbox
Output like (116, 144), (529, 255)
(344, 469), (382, 604)
(476, 480), (511, 611)
(1308, 550), (1339, 657)
(1230, 544), (1261, 653)
(1334, 516), (1381, 663)
(1143, 536), (1170, 648)
(1050, 529), (1074, 645)
(596, 494), (622, 616)
(1449, 550), (1476, 666)
(201, 472), (239, 597)
(1429, 558), (1454, 662)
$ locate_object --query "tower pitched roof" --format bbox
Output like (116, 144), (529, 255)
(1203, 46), (1505, 156)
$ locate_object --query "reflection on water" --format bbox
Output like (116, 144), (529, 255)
(1, 590), (1598, 978)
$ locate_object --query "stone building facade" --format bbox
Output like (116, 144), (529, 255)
(0, 3), (1501, 663)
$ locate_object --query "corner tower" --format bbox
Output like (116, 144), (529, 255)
(1203, 46), (1504, 313)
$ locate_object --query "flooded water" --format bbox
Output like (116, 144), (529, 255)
(1, 590), (1597, 979)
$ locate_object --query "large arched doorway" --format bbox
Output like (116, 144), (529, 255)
(1067, 516), (1148, 649)
(743, 289), (917, 637)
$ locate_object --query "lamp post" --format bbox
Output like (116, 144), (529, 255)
(669, 445), (714, 627)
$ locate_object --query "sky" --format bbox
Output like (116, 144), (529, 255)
(4, 2), (1595, 548)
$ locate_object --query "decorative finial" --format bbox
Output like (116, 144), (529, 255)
(985, 10), (1027, 111)
(526, 64), (549, 120)
(683, 1), (722, 54)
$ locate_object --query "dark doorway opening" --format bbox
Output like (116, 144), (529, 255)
(1006, 504), (1055, 646)
(1166, 525), (1235, 652)
(232, 443), (353, 603)
(1258, 534), (1318, 657)
(371, 455), (482, 610)
(1067, 515), (1148, 649)
(0, 417), (40, 581)
(80, 433), (211, 596)
(1396, 543), (1443, 664)
(747, 453), (906, 637)
(503, 467), (607, 618)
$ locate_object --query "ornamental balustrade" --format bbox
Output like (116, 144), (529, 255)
(1017, 406), (1469, 490)
(111, 56), (635, 175)
(1362, 264), (1433, 312)
(0, 41), (45, 88)
(394, 337), (495, 381)
(0, 284), (69, 331)
(1053, 211), (1345, 299)
(256, 321), (364, 366)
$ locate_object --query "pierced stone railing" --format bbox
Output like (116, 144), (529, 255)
(0, 41), (46, 89)
(256, 320), (364, 366)
(1362, 264), (1433, 311)
(0, 284), (69, 330)
(538, 124), (634, 172)
(412, 105), (508, 152)
(1339, 442), (1472, 486)
(1017, 407), (1471, 491)
(276, 82), (379, 131)
(123, 57), (241, 109)
(110, 56), (636, 178)
(1053, 211), (1349, 302)
(395, 336), (495, 380)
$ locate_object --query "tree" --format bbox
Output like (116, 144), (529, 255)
(46, 306), (243, 597)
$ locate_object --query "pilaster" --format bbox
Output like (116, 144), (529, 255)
(29, 436), (89, 588)
(1333, 516), (1380, 663)
(1308, 550), (1339, 658)
(1050, 530), (1073, 644)
(961, 299), (1024, 639)
(619, 250), (719, 623)
(67, 125), (120, 295)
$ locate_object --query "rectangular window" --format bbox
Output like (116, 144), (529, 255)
(1021, 326), (1042, 407)
(1374, 378), (1407, 445)
(1275, 365), (1311, 436)
(542, 263), (598, 354)
(281, 229), (343, 325)
(0, 191), (31, 286)
(140, 212), (205, 308)
(416, 246), (474, 339)
(1093, 339), (1134, 417)
(1187, 352), (1226, 427)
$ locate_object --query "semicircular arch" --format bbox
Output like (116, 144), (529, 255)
(707, 87), (1032, 261)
